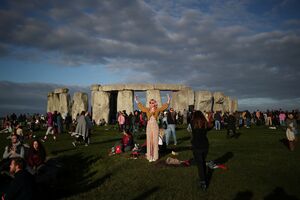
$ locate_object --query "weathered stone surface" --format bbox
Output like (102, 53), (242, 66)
(52, 93), (60, 112)
(47, 92), (54, 97)
(90, 84), (100, 91)
(100, 83), (187, 91)
(154, 84), (187, 91)
(47, 84), (239, 124)
(101, 84), (125, 91)
(146, 90), (162, 108)
(194, 91), (213, 112)
(124, 84), (154, 91)
(170, 89), (193, 113)
(213, 92), (226, 112)
(92, 91), (110, 125)
(47, 96), (53, 113)
(231, 98), (238, 112)
(117, 90), (134, 114)
(72, 92), (88, 119)
(223, 96), (231, 113)
(54, 88), (69, 94)
(59, 93), (70, 115)
(187, 88), (195, 106)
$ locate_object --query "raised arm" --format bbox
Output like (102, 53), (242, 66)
(158, 94), (170, 112)
(135, 96), (148, 113)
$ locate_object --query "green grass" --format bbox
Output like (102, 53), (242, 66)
(1, 125), (300, 200)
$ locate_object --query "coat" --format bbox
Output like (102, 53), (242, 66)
(75, 115), (88, 138)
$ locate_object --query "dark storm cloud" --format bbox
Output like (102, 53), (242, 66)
(0, 81), (89, 116)
(0, 0), (300, 110)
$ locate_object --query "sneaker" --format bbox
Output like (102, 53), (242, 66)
(171, 151), (178, 156)
(53, 136), (56, 140)
(85, 143), (88, 147)
(72, 142), (76, 147)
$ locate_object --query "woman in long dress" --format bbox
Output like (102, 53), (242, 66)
(135, 94), (170, 162)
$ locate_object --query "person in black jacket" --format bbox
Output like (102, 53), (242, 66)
(2, 157), (35, 200)
(191, 111), (213, 191)
(226, 113), (237, 138)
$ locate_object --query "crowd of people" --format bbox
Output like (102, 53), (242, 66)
(0, 106), (299, 197)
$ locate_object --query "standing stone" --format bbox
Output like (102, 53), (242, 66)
(53, 93), (60, 112)
(194, 91), (213, 112)
(231, 98), (238, 112)
(170, 89), (192, 113)
(72, 92), (88, 119)
(222, 96), (230, 113)
(213, 92), (226, 112)
(117, 90), (133, 114)
(92, 91), (110, 125)
(146, 90), (162, 108)
(59, 93), (71, 116)
(47, 92), (54, 113)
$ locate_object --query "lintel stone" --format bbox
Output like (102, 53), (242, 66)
(91, 84), (100, 91)
(54, 88), (69, 94)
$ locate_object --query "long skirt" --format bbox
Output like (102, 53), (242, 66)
(146, 116), (159, 161)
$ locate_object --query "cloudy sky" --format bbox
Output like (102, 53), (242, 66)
(0, 0), (300, 116)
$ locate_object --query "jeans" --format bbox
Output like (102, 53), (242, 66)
(215, 120), (221, 130)
(166, 124), (177, 145)
(192, 148), (208, 182)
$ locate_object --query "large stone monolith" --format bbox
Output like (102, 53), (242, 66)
(146, 90), (162, 108)
(213, 92), (226, 112)
(72, 92), (88, 119)
(170, 88), (194, 113)
(194, 91), (213, 112)
(52, 93), (60, 112)
(117, 90), (133, 114)
(59, 93), (71, 116)
(47, 92), (54, 113)
(92, 91), (110, 125)
(231, 98), (238, 112)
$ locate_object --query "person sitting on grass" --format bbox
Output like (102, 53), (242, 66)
(27, 139), (46, 175)
(121, 129), (134, 152)
(1, 134), (25, 173)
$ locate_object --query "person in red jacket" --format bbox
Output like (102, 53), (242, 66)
(121, 129), (134, 152)
(27, 139), (46, 174)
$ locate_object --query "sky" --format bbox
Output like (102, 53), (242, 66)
(0, 0), (300, 116)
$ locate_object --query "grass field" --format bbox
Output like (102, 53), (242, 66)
(1, 125), (299, 200)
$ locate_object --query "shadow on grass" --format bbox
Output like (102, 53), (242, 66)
(177, 136), (191, 144)
(233, 190), (253, 200)
(51, 147), (76, 155)
(279, 138), (290, 150)
(90, 138), (121, 145)
(233, 132), (242, 139)
(213, 152), (234, 164)
(207, 152), (234, 187)
(47, 153), (110, 199)
(264, 187), (299, 200)
(131, 186), (160, 200)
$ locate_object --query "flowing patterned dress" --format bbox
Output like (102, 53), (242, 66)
(138, 102), (169, 161)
